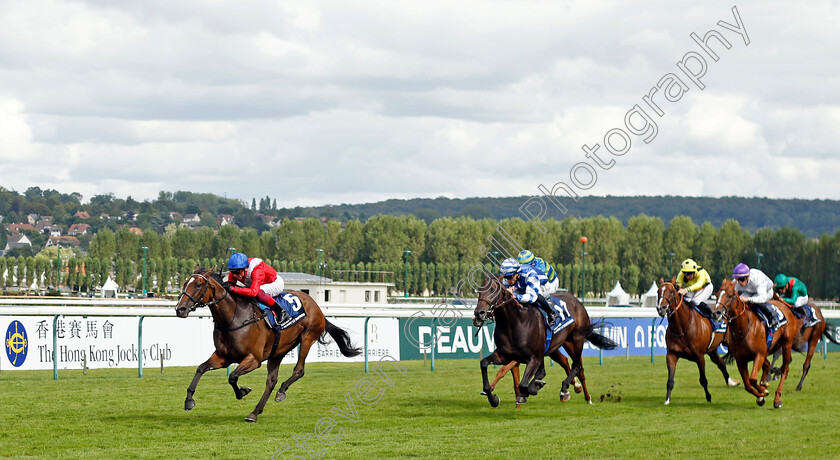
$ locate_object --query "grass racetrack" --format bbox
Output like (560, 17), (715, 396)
(1, 354), (839, 459)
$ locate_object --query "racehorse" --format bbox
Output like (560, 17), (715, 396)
(766, 297), (839, 390)
(712, 279), (797, 408)
(175, 267), (361, 422)
(474, 275), (619, 406)
(657, 281), (739, 405)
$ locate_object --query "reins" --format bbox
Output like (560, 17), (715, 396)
(716, 288), (750, 341)
(179, 273), (265, 332)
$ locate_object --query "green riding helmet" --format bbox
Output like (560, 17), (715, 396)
(773, 273), (789, 289)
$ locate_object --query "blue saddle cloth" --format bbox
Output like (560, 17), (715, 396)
(793, 305), (821, 328)
(542, 298), (575, 354)
(257, 292), (307, 330)
(693, 306), (727, 334)
(753, 304), (788, 351)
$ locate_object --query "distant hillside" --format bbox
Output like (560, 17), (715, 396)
(298, 195), (840, 237)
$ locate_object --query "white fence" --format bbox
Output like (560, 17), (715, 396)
(2, 298), (838, 379)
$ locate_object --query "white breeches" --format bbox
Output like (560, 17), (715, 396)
(540, 278), (560, 297)
(685, 283), (713, 304)
(260, 277), (285, 297)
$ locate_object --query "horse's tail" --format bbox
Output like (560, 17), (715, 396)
(824, 328), (840, 345)
(584, 323), (620, 350)
(320, 319), (363, 358)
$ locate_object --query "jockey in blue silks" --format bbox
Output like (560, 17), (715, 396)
(500, 258), (557, 324)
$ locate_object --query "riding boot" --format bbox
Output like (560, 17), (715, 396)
(756, 303), (778, 330)
(536, 295), (558, 324)
(694, 301), (713, 318)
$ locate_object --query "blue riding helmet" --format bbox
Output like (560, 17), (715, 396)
(227, 252), (249, 270)
(517, 250), (535, 265)
(500, 258), (520, 276)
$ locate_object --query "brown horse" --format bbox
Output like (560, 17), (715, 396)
(712, 279), (797, 408)
(474, 275), (618, 406)
(657, 282), (739, 405)
(175, 267), (361, 422)
(767, 298), (839, 390)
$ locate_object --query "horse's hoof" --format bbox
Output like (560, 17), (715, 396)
(515, 395), (527, 405)
(706, 394), (712, 402)
(727, 378), (740, 387)
(237, 387), (252, 400)
(757, 396), (765, 406)
(275, 392), (286, 402)
(245, 413), (258, 422)
(574, 384), (583, 394)
(664, 399), (670, 406)
(534, 379), (547, 389)
(185, 400), (195, 411)
(560, 391), (571, 403)
(586, 397), (593, 405)
(774, 401), (782, 409)
(488, 394), (500, 408)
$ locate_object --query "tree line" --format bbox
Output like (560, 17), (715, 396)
(3, 214), (839, 300)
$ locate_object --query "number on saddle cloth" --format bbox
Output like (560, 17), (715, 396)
(543, 298), (576, 354)
(258, 292), (307, 330)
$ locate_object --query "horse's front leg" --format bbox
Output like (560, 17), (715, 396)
(229, 354), (261, 400)
(489, 361), (518, 392)
(665, 351), (678, 405)
(245, 357), (282, 423)
(185, 352), (228, 411)
(773, 345), (793, 409)
(480, 351), (504, 408)
(516, 356), (543, 404)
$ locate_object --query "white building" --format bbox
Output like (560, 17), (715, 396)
(280, 272), (392, 304)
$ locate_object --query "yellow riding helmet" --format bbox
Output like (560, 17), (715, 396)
(680, 259), (699, 274)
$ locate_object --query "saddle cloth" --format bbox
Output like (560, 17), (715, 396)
(257, 292), (307, 330)
(692, 305), (726, 351)
(754, 303), (788, 351)
(693, 305), (727, 334)
(792, 304), (821, 328)
(543, 297), (576, 354)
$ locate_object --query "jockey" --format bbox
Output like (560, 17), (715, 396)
(223, 252), (285, 310)
(732, 263), (779, 330)
(517, 250), (559, 298)
(675, 258), (714, 318)
(773, 274), (809, 317)
(500, 258), (557, 324)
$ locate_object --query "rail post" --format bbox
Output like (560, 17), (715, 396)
(52, 314), (61, 380)
(430, 317), (437, 372)
(599, 318), (605, 366)
(651, 317), (656, 364)
(138, 316), (145, 378)
(364, 317), (371, 373)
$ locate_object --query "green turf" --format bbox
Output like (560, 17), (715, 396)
(1, 354), (838, 459)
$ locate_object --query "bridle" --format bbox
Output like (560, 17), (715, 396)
(658, 283), (684, 317)
(715, 288), (745, 322)
(475, 278), (519, 324)
(179, 273), (229, 312)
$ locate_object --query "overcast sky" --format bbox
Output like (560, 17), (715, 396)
(0, 0), (838, 208)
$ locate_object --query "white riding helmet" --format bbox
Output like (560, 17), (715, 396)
(500, 258), (520, 276)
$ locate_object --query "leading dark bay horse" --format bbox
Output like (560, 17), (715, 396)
(712, 279), (797, 408)
(657, 282), (738, 405)
(175, 267), (361, 422)
(767, 297), (839, 390)
(474, 275), (619, 406)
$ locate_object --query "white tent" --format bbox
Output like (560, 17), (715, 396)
(641, 282), (659, 308)
(100, 276), (119, 298)
(606, 281), (631, 307)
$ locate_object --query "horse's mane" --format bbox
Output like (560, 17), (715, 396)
(196, 267), (224, 285)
